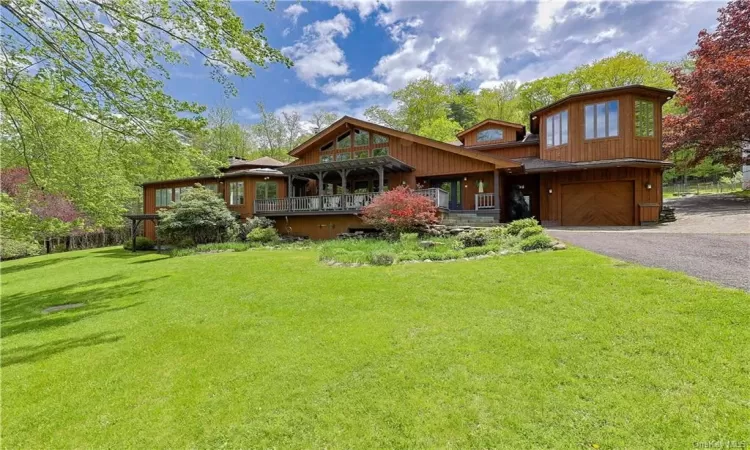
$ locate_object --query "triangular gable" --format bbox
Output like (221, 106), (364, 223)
(457, 119), (526, 139)
(289, 116), (521, 170)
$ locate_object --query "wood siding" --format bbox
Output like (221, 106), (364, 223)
(142, 176), (287, 239)
(539, 93), (663, 162)
(481, 144), (539, 160)
(274, 214), (366, 240)
(462, 123), (522, 147)
(539, 167), (663, 226)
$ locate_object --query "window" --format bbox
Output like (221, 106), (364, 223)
(354, 129), (369, 146)
(585, 100), (619, 139)
(373, 134), (388, 144)
(229, 181), (244, 205)
(203, 184), (218, 193)
(174, 187), (190, 203)
(336, 152), (351, 161)
(155, 188), (172, 207)
(320, 154), (333, 163)
(372, 147), (388, 157)
(336, 131), (351, 149)
(353, 150), (369, 159)
(321, 141), (333, 152)
(635, 100), (655, 137)
(477, 128), (504, 142)
(545, 110), (568, 148)
(255, 181), (277, 200)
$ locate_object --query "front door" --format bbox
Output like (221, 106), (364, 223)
(509, 184), (532, 221)
(432, 179), (462, 210)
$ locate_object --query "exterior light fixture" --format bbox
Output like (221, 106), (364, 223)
(548, 188), (553, 194)
(646, 183), (652, 190)
(463, 176), (468, 181)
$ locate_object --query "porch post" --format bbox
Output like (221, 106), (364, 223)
(337, 169), (350, 194)
(316, 171), (326, 196)
(131, 219), (138, 253)
(287, 175), (294, 197)
(494, 169), (501, 223)
(375, 166), (385, 192)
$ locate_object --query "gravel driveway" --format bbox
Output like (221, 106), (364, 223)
(548, 194), (750, 291)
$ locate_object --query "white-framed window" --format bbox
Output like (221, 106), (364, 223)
(255, 181), (277, 200)
(477, 128), (504, 142)
(229, 181), (244, 205)
(155, 188), (172, 207)
(585, 100), (619, 139)
(545, 110), (568, 148)
(635, 99), (655, 137)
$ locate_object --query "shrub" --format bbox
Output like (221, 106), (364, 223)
(240, 216), (275, 240)
(247, 227), (279, 244)
(505, 218), (539, 236)
(176, 237), (196, 248)
(370, 251), (396, 266)
(158, 185), (239, 244)
(399, 232), (419, 244)
(123, 236), (155, 251)
(457, 229), (488, 248)
(421, 250), (462, 261)
(519, 234), (553, 251)
(397, 251), (421, 262)
(0, 238), (43, 260)
(518, 225), (544, 240)
(463, 246), (494, 258)
(361, 186), (438, 235)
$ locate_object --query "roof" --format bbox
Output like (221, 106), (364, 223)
(288, 116), (521, 170)
(224, 156), (286, 171)
(513, 157), (673, 173)
(279, 155), (414, 175)
(465, 134), (540, 151)
(529, 85), (676, 118)
(141, 168), (285, 186)
(456, 119), (526, 140)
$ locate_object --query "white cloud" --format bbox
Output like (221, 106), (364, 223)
(328, 0), (390, 20)
(533, 0), (569, 31)
(237, 107), (260, 122)
(283, 4), (308, 24)
(282, 13), (352, 84)
(321, 78), (389, 100)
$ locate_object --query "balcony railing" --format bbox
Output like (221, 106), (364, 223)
(475, 193), (495, 210)
(254, 188), (449, 214)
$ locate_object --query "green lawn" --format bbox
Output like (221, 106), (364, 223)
(2, 247), (748, 448)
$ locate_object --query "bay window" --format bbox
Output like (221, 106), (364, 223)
(585, 100), (619, 139)
(545, 110), (568, 148)
(255, 181), (278, 200)
(229, 181), (244, 205)
(635, 100), (655, 137)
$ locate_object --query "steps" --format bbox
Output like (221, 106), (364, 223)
(441, 211), (500, 227)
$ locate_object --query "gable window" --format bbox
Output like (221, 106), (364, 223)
(255, 181), (277, 200)
(336, 152), (351, 161)
(635, 100), (655, 137)
(155, 188), (172, 207)
(477, 128), (504, 142)
(320, 154), (333, 163)
(545, 110), (568, 148)
(336, 131), (351, 149)
(353, 150), (369, 159)
(320, 141), (333, 152)
(585, 100), (619, 139)
(373, 134), (388, 145)
(229, 181), (244, 205)
(372, 147), (388, 157)
(354, 129), (369, 146)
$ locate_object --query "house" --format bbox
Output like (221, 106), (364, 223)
(141, 85), (674, 240)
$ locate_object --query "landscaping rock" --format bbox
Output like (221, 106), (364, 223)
(552, 241), (567, 251)
(419, 240), (442, 248)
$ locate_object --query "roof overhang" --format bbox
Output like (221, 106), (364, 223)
(279, 155), (414, 175)
(516, 157), (673, 174)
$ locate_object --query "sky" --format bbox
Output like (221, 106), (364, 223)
(163, 0), (725, 125)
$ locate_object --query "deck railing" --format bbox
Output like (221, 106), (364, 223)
(254, 188), (448, 214)
(475, 193), (495, 210)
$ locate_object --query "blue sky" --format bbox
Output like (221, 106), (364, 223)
(163, 0), (725, 126)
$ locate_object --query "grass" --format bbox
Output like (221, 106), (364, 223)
(2, 246), (749, 448)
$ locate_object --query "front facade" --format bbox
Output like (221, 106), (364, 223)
(141, 85), (674, 240)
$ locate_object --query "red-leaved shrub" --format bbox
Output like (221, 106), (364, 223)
(361, 186), (438, 235)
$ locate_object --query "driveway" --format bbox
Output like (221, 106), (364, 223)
(548, 194), (750, 291)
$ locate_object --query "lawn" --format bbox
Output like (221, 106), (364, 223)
(2, 247), (748, 448)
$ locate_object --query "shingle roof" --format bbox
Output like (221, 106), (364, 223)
(227, 156), (286, 168)
(513, 157), (672, 173)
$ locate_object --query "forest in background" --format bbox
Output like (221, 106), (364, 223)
(0, 0), (746, 256)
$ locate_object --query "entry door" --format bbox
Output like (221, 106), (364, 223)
(509, 184), (532, 221)
(432, 179), (462, 210)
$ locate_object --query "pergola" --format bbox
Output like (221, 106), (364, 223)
(277, 155), (414, 196)
(124, 214), (162, 253)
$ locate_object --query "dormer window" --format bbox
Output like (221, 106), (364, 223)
(354, 129), (369, 146)
(477, 128), (504, 142)
(545, 110), (568, 148)
(337, 131), (351, 149)
(635, 100), (655, 137)
(321, 141), (333, 152)
(585, 100), (619, 139)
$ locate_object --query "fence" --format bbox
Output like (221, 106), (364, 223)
(663, 181), (743, 197)
(42, 228), (129, 254)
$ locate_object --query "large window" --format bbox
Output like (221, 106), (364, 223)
(336, 131), (351, 149)
(155, 188), (172, 207)
(229, 181), (244, 205)
(372, 147), (388, 157)
(585, 100), (619, 139)
(255, 181), (277, 200)
(203, 183), (218, 193)
(635, 100), (655, 137)
(545, 110), (568, 148)
(335, 152), (351, 161)
(320, 141), (333, 152)
(173, 186), (190, 203)
(354, 129), (369, 146)
(373, 134), (388, 145)
(477, 128), (504, 142)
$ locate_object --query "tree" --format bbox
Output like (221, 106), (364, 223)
(448, 83), (478, 129)
(361, 186), (438, 235)
(246, 102), (306, 160)
(663, 0), (750, 167)
(192, 106), (251, 162)
(475, 81), (525, 124)
(1, 0), (291, 140)
(310, 110), (338, 134)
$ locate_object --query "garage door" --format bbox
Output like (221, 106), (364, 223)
(561, 181), (635, 226)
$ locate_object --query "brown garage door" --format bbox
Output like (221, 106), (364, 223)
(561, 181), (635, 226)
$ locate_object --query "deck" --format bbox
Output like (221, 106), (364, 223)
(254, 188), (449, 215)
